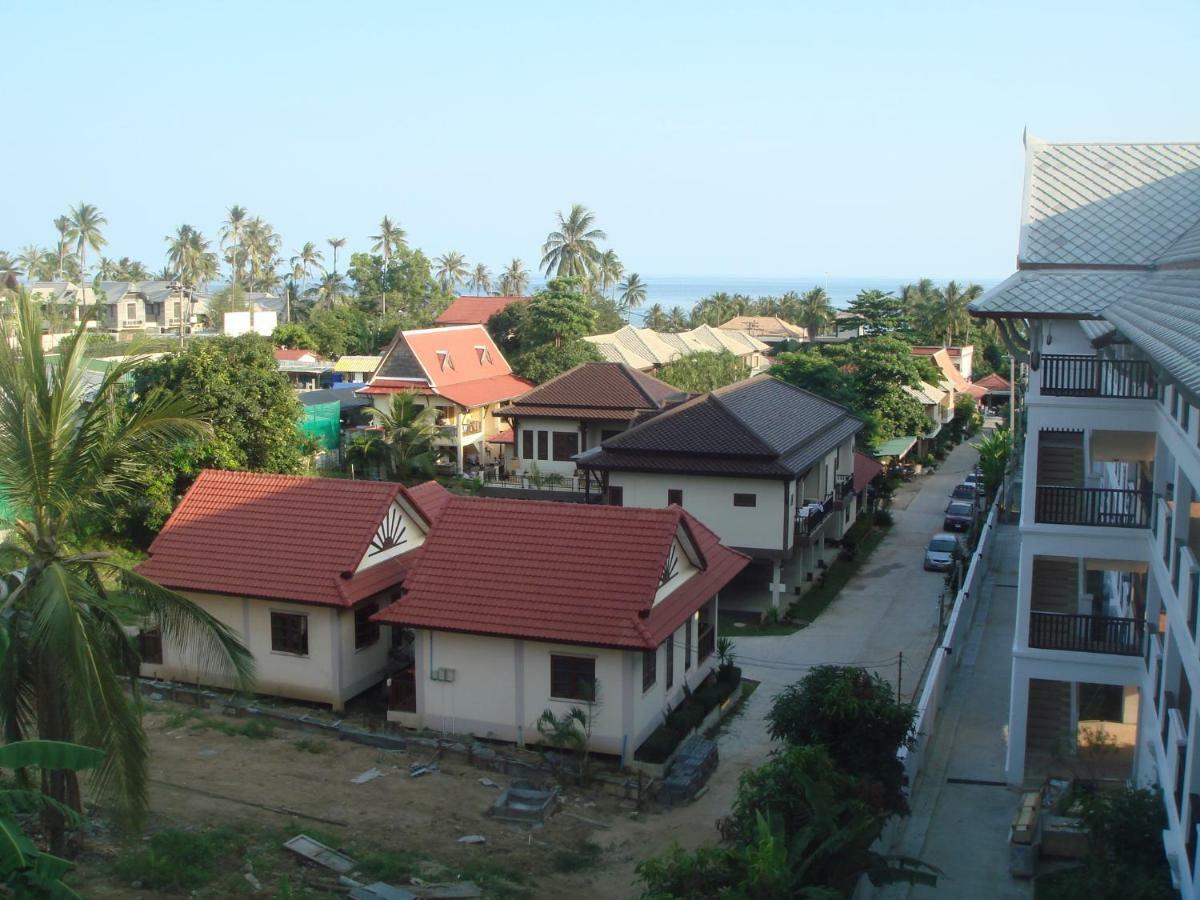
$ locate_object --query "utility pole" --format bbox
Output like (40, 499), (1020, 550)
(897, 651), (903, 703)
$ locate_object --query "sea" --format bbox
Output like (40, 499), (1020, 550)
(530, 274), (1004, 325)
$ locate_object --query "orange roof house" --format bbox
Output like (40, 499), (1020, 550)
(435, 295), (528, 327)
(360, 325), (532, 473)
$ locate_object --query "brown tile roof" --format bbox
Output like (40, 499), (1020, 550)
(435, 296), (527, 326)
(494, 362), (688, 421)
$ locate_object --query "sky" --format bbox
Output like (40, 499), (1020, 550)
(2, 0), (1198, 282)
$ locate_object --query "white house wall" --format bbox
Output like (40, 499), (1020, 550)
(607, 471), (789, 555)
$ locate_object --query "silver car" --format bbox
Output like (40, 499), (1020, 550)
(924, 533), (961, 571)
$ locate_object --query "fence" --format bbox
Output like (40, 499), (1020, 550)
(896, 501), (1000, 788)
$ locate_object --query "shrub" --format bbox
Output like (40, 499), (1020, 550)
(635, 723), (683, 763)
(112, 827), (238, 890)
(873, 509), (894, 527)
(671, 696), (708, 733)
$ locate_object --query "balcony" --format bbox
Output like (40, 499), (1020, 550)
(832, 473), (855, 508)
(795, 495), (834, 543)
(1033, 486), (1151, 528)
(1028, 610), (1145, 656)
(1039, 354), (1156, 399)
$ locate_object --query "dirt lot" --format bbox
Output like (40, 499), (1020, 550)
(66, 701), (665, 899)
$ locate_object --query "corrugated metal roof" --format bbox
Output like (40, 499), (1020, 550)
(1103, 270), (1200, 398)
(970, 270), (1146, 317)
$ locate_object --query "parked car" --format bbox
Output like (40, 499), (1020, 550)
(963, 471), (984, 488)
(924, 533), (961, 571)
(950, 482), (979, 500)
(944, 500), (975, 531)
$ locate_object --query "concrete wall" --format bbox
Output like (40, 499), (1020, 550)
(510, 416), (585, 477)
(224, 310), (277, 337)
(607, 470), (789, 555)
(142, 591), (393, 710)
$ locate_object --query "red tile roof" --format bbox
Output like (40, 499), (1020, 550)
(973, 372), (1012, 390)
(912, 345), (965, 358)
(406, 480), (453, 524)
(435, 296), (527, 326)
(963, 383), (988, 400)
(486, 428), (515, 444)
(275, 348), (325, 363)
(853, 451), (884, 493)
(436, 373), (533, 407)
(374, 498), (750, 649)
(137, 470), (433, 608)
(918, 348), (971, 392)
(494, 362), (688, 421)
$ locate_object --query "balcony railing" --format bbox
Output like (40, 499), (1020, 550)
(1033, 486), (1151, 528)
(483, 470), (583, 492)
(1039, 354), (1156, 399)
(796, 495), (835, 538)
(1029, 610), (1145, 656)
(835, 474), (854, 499)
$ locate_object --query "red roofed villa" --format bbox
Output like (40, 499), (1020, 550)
(373, 497), (750, 762)
(136, 470), (449, 709)
(360, 324), (533, 473)
(434, 295), (528, 327)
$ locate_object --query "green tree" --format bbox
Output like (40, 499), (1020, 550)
(665, 306), (689, 331)
(368, 393), (439, 482)
(370, 216), (407, 262)
(469, 262), (492, 294)
(165, 225), (218, 289)
(976, 426), (1012, 501)
(524, 278), (596, 346)
(643, 303), (667, 330)
(219, 205), (249, 288)
(344, 249), (453, 327)
(618, 272), (647, 310)
(498, 258), (530, 296)
(512, 339), (604, 383)
(486, 302), (530, 356)
(290, 241), (324, 281)
(67, 203), (106, 294)
(52, 216), (72, 280)
(272, 322), (317, 350)
(540, 204), (606, 280)
(205, 283), (249, 329)
(658, 350), (747, 393)
(766, 666), (916, 815)
(597, 249), (623, 297)
(0, 291), (253, 849)
(796, 286), (833, 336)
(434, 251), (469, 293)
(326, 237), (347, 276)
(845, 289), (906, 336)
(769, 350), (857, 409)
(130, 335), (304, 529)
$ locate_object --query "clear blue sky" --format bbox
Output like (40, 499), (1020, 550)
(3, 0), (1197, 281)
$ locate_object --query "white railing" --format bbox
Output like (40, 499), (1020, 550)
(897, 501), (1000, 787)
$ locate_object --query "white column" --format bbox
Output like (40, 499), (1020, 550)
(768, 560), (785, 610)
(1007, 666), (1032, 785)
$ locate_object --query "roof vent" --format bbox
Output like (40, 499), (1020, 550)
(475, 345), (492, 365)
(437, 350), (454, 371)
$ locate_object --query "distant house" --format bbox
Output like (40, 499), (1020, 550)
(584, 324), (770, 375)
(718, 315), (808, 346)
(813, 311), (865, 342)
(489, 362), (689, 493)
(971, 372), (1012, 408)
(135, 471), (450, 710)
(576, 375), (864, 608)
(912, 345), (975, 381)
(434, 295), (528, 327)
(902, 380), (954, 453)
(275, 348), (332, 391)
(28, 279), (209, 334)
(373, 497), (750, 762)
(359, 325), (532, 473)
(333, 355), (382, 384)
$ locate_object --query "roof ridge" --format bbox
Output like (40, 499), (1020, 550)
(705, 389), (777, 456)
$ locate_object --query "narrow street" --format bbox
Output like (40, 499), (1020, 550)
(571, 438), (982, 898)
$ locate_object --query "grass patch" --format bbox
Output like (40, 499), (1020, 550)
(788, 525), (890, 624)
(161, 707), (274, 739)
(550, 840), (604, 873)
(705, 679), (760, 739)
(718, 612), (803, 637)
(292, 736), (329, 754)
(111, 826), (240, 891)
(455, 858), (529, 898)
(355, 848), (429, 883)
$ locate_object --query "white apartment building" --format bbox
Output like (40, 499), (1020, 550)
(972, 135), (1200, 894)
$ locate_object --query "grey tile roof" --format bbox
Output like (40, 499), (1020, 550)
(577, 375), (863, 479)
(1102, 270), (1200, 398)
(1022, 138), (1200, 266)
(970, 270), (1146, 317)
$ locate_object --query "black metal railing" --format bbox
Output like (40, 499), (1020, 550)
(1039, 354), (1156, 399)
(1029, 610), (1145, 656)
(835, 474), (854, 499)
(1034, 486), (1151, 528)
(795, 495), (834, 537)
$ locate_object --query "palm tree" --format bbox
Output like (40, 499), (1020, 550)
(598, 249), (623, 297)
(665, 306), (690, 332)
(17, 246), (44, 282)
(309, 271), (344, 309)
(498, 258), (530, 296)
(290, 242), (324, 282)
(469, 263), (492, 294)
(0, 253), (19, 293)
(540, 204), (606, 279)
(327, 237), (347, 276)
(370, 216), (407, 262)
(67, 203), (106, 298)
(935, 281), (983, 346)
(165, 226), (218, 289)
(30, 251), (59, 283)
(52, 216), (72, 280)
(796, 286), (834, 337)
(219, 205), (249, 287)
(242, 218), (281, 291)
(618, 272), (648, 310)
(114, 258), (149, 281)
(0, 290), (253, 849)
(643, 303), (667, 330)
(434, 251), (469, 292)
(368, 393), (439, 482)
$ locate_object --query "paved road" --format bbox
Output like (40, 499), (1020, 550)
(576, 438), (983, 899)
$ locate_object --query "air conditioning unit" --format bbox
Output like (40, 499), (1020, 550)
(430, 667), (457, 683)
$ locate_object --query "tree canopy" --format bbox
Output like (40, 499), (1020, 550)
(658, 350), (747, 394)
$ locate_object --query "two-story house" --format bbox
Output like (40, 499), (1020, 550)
(489, 362), (689, 494)
(359, 324), (532, 474)
(576, 375), (864, 610)
(971, 134), (1200, 896)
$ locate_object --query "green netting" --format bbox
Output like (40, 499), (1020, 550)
(300, 401), (341, 451)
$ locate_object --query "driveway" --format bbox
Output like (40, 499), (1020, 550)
(571, 438), (983, 899)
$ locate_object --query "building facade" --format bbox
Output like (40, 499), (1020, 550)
(972, 135), (1200, 895)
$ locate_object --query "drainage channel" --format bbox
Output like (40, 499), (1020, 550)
(945, 776), (1008, 787)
